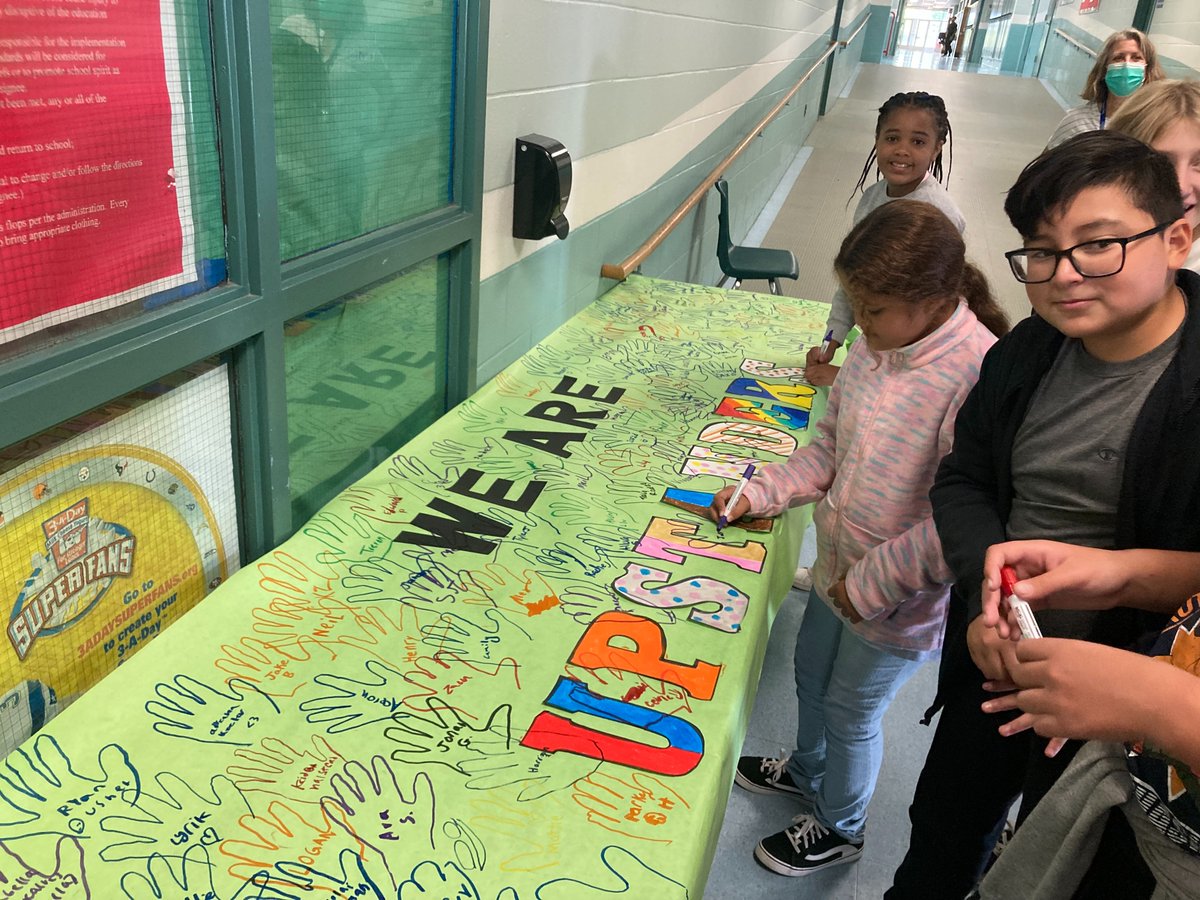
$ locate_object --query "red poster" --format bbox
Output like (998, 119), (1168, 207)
(0, 0), (188, 342)
(1078, 0), (1100, 12)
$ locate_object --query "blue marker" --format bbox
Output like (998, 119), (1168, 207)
(717, 464), (756, 532)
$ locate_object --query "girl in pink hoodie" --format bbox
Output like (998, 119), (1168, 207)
(713, 200), (1009, 878)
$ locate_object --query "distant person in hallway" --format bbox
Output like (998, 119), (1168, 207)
(1045, 29), (1164, 150)
(886, 131), (1199, 900)
(941, 15), (958, 57)
(1109, 79), (1200, 275)
(713, 201), (1007, 879)
(805, 92), (964, 388)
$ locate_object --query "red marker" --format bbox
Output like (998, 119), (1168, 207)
(1000, 566), (1042, 640)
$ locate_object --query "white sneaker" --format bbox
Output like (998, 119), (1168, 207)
(792, 566), (813, 591)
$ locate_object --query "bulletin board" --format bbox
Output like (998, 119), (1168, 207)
(0, 364), (240, 758)
(0, 0), (222, 344)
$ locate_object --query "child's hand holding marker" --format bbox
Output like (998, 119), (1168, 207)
(999, 566), (1042, 641)
(983, 562), (1067, 756)
(710, 464), (755, 533)
(804, 334), (841, 388)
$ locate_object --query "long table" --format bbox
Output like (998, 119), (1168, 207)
(0, 275), (829, 898)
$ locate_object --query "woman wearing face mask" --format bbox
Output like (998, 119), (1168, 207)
(1045, 29), (1164, 150)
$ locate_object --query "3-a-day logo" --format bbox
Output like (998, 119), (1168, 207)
(8, 499), (136, 660)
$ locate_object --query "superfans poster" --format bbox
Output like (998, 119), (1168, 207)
(0, 365), (239, 755)
(0, 0), (193, 343)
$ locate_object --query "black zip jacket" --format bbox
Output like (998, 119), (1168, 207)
(930, 268), (1200, 703)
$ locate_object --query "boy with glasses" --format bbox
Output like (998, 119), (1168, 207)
(888, 130), (1200, 899)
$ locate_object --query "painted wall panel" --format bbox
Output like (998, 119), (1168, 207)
(477, 4), (844, 385)
(860, 4), (892, 62)
(1149, 0), (1200, 76)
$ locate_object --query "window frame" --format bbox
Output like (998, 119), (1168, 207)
(0, 0), (488, 559)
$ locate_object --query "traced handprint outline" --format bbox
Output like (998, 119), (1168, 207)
(543, 490), (634, 529)
(0, 835), (89, 897)
(320, 755), (437, 873)
(213, 636), (309, 697)
(227, 735), (345, 804)
(510, 527), (639, 581)
(265, 847), (388, 900)
(301, 511), (376, 562)
(387, 454), (459, 490)
(463, 564), (565, 621)
(256, 551), (342, 605)
(300, 660), (413, 734)
(339, 483), (413, 526)
(250, 592), (402, 664)
(441, 816), (486, 872)
(219, 798), (361, 886)
(396, 859), (519, 900)
(428, 436), (536, 483)
(0, 735), (140, 846)
(342, 548), (473, 616)
(387, 698), (597, 801)
(555, 578), (676, 627)
(534, 845), (689, 899)
(146, 675), (280, 747)
(386, 697), (512, 772)
(418, 607), (531, 664)
(469, 788), (566, 873)
(571, 771), (690, 844)
(100, 770), (252, 862)
(119, 841), (217, 899)
(401, 653), (500, 720)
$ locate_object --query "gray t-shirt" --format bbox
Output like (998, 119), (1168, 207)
(1007, 326), (1181, 637)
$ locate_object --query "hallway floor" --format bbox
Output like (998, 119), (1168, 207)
(702, 62), (1067, 899)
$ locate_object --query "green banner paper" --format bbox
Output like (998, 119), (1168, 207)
(0, 276), (829, 898)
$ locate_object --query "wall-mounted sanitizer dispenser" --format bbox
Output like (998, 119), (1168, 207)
(512, 134), (571, 240)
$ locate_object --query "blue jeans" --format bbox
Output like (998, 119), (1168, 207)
(785, 591), (923, 842)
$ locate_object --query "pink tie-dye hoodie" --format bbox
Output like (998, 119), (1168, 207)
(740, 300), (997, 658)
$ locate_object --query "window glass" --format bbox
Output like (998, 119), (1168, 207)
(285, 255), (448, 521)
(0, 0), (227, 357)
(0, 358), (240, 755)
(271, 0), (457, 260)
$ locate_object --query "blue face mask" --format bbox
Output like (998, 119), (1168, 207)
(1105, 61), (1146, 97)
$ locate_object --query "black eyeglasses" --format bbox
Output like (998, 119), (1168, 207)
(1005, 222), (1171, 284)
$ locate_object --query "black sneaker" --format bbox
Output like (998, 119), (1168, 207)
(754, 813), (863, 877)
(734, 753), (812, 800)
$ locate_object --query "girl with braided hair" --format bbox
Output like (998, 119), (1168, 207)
(806, 91), (965, 388)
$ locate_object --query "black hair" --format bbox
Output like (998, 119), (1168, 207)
(1004, 131), (1185, 239)
(851, 91), (953, 198)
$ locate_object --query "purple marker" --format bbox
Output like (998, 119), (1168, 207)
(717, 463), (756, 531)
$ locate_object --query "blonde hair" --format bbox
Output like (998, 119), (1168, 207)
(1081, 29), (1164, 103)
(1107, 80), (1200, 145)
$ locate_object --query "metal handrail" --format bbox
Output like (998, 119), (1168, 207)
(600, 40), (839, 282)
(1053, 27), (1097, 58)
(839, 17), (870, 48)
